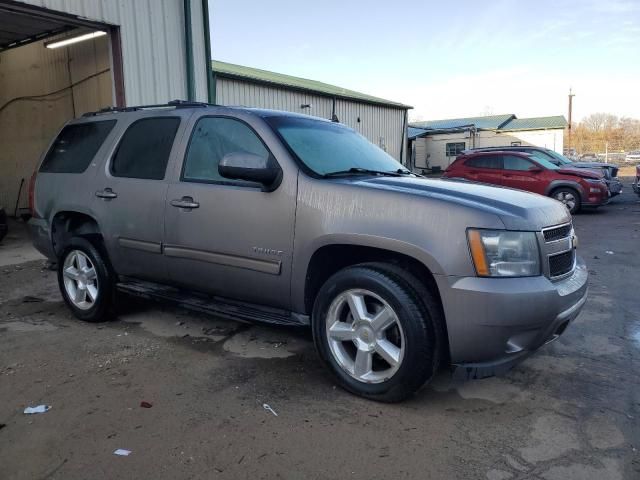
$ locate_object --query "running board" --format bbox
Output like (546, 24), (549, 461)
(116, 280), (308, 327)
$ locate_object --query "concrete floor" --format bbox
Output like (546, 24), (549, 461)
(0, 181), (638, 479)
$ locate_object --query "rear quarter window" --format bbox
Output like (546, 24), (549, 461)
(465, 155), (502, 169)
(39, 120), (116, 173)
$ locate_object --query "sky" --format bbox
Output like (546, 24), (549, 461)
(210, 0), (640, 123)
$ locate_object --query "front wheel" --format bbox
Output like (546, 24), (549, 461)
(57, 237), (114, 322)
(551, 187), (581, 214)
(312, 265), (437, 402)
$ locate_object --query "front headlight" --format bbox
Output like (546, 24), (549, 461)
(467, 229), (541, 277)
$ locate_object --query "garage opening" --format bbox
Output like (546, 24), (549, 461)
(0, 2), (124, 218)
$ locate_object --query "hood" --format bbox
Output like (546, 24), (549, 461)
(570, 161), (618, 170)
(557, 167), (603, 179)
(348, 176), (570, 231)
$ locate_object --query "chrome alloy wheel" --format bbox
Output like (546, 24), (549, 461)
(62, 250), (99, 310)
(554, 191), (577, 211)
(325, 289), (405, 384)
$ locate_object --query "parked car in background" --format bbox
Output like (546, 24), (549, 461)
(633, 165), (640, 196)
(0, 207), (7, 243)
(444, 150), (609, 214)
(29, 102), (588, 402)
(580, 153), (599, 161)
(626, 151), (640, 163)
(466, 146), (623, 196)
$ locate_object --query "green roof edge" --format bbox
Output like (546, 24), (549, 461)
(212, 60), (412, 110)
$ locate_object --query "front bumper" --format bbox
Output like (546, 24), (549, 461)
(435, 257), (588, 379)
(582, 187), (610, 207)
(606, 178), (623, 196)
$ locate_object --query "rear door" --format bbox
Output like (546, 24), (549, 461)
(91, 113), (189, 282)
(162, 114), (297, 309)
(463, 154), (503, 186)
(502, 155), (546, 194)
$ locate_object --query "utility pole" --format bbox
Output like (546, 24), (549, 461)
(567, 88), (575, 146)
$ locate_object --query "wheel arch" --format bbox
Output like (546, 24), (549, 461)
(545, 180), (585, 198)
(51, 210), (103, 257)
(301, 242), (444, 318)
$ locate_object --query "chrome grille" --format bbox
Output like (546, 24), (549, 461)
(549, 250), (575, 277)
(543, 224), (572, 242)
(541, 222), (575, 279)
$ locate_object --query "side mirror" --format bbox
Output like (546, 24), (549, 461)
(219, 152), (281, 189)
(528, 166), (543, 173)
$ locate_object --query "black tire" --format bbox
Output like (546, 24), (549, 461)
(550, 187), (582, 214)
(359, 262), (448, 373)
(57, 237), (114, 322)
(312, 265), (438, 402)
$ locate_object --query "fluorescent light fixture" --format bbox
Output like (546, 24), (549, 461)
(46, 31), (107, 49)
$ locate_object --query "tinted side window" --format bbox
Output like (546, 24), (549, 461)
(111, 117), (180, 180)
(183, 117), (270, 185)
(503, 155), (533, 171)
(40, 121), (116, 173)
(465, 155), (502, 169)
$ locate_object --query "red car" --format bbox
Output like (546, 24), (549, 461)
(443, 150), (609, 214)
(633, 165), (640, 196)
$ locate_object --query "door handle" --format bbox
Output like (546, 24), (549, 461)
(96, 188), (118, 199)
(170, 197), (199, 209)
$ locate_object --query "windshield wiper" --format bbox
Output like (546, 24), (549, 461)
(395, 168), (422, 177)
(323, 167), (403, 178)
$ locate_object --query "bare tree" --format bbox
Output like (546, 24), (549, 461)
(581, 113), (618, 133)
(566, 114), (640, 154)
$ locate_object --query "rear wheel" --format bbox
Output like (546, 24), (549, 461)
(551, 187), (581, 214)
(312, 265), (438, 402)
(58, 237), (114, 322)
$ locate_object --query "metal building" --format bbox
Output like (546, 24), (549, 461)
(408, 114), (567, 172)
(0, 0), (213, 215)
(213, 61), (411, 163)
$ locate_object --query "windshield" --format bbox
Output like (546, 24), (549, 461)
(526, 151), (560, 169)
(266, 116), (404, 176)
(545, 149), (573, 164)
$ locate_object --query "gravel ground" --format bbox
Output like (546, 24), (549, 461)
(0, 180), (638, 480)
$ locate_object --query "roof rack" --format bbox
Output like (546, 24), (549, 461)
(82, 99), (217, 117)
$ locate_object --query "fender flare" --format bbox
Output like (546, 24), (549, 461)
(291, 233), (445, 314)
(545, 180), (585, 199)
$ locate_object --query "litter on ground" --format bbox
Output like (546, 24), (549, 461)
(263, 403), (278, 416)
(114, 449), (132, 456)
(23, 405), (50, 414)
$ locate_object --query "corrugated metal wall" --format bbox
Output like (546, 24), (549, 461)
(0, 35), (112, 212)
(217, 77), (333, 118)
(335, 99), (406, 162)
(1, 0), (211, 214)
(216, 77), (407, 162)
(15, 0), (209, 104)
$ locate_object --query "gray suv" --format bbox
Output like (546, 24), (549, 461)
(29, 102), (588, 402)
